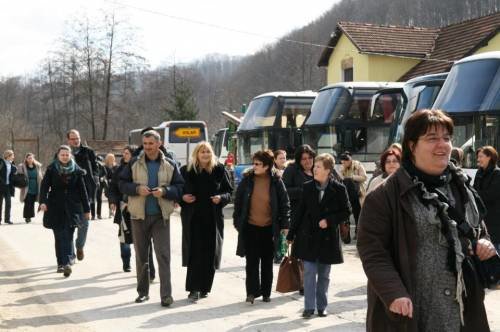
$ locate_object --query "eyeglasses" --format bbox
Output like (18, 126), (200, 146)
(253, 162), (263, 166)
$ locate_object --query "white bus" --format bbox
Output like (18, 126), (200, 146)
(129, 121), (208, 166)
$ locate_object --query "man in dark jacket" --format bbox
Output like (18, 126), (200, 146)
(0, 150), (17, 224)
(119, 130), (184, 307)
(67, 129), (98, 261)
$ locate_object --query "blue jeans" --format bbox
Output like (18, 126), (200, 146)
(75, 214), (89, 250)
(303, 260), (331, 311)
(53, 224), (75, 266)
(120, 242), (131, 266)
(71, 214), (89, 259)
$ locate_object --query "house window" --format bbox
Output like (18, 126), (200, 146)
(343, 67), (353, 82)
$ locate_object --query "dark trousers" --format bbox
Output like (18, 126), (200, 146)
(23, 193), (37, 219)
(352, 200), (361, 233)
(96, 186), (104, 217)
(119, 239), (154, 273)
(0, 185), (12, 222)
(53, 223), (75, 266)
(186, 214), (216, 293)
(245, 224), (274, 298)
(131, 215), (171, 298)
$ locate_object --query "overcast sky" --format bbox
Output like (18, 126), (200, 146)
(0, 0), (337, 76)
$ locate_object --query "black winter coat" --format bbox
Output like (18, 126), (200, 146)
(108, 162), (127, 225)
(73, 146), (98, 202)
(233, 170), (291, 257)
(39, 163), (90, 229)
(282, 163), (313, 223)
(180, 164), (233, 269)
(287, 178), (351, 264)
(0, 159), (17, 196)
(474, 165), (500, 244)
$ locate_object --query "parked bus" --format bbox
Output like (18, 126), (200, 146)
(374, 72), (448, 146)
(301, 82), (404, 172)
(234, 91), (317, 185)
(129, 120), (208, 166)
(211, 128), (229, 164)
(432, 52), (500, 174)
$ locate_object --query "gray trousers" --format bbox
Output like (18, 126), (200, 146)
(131, 214), (171, 298)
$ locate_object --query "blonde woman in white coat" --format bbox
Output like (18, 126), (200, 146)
(18, 153), (43, 223)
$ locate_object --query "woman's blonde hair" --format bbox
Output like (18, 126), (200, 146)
(315, 153), (335, 173)
(104, 153), (116, 167)
(3, 149), (13, 159)
(188, 141), (218, 173)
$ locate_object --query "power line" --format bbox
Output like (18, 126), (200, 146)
(104, 0), (457, 64)
(104, 0), (328, 49)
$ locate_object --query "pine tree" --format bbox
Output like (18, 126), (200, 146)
(164, 66), (199, 120)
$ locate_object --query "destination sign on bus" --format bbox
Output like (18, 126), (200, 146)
(174, 127), (201, 138)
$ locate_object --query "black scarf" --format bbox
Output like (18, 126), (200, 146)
(402, 159), (449, 191)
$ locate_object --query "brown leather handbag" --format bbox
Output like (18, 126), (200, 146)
(276, 248), (304, 293)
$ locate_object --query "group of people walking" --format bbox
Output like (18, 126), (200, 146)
(0, 108), (498, 330)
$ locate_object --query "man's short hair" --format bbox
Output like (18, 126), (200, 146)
(67, 129), (80, 138)
(142, 130), (161, 142)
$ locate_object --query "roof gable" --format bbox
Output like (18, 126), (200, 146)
(400, 12), (500, 81)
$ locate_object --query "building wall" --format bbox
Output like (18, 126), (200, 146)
(367, 55), (420, 82)
(326, 34), (420, 84)
(474, 33), (500, 54)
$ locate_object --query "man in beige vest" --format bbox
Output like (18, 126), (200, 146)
(119, 130), (184, 307)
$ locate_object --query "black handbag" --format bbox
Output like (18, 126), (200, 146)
(471, 245), (500, 289)
(12, 173), (28, 188)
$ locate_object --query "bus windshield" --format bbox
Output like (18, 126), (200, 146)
(433, 58), (500, 113)
(305, 88), (351, 125)
(238, 97), (277, 130)
(237, 95), (315, 165)
(303, 87), (393, 161)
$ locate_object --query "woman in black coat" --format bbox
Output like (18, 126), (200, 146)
(474, 146), (500, 253)
(39, 145), (90, 277)
(181, 142), (232, 302)
(233, 150), (290, 304)
(109, 146), (136, 272)
(282, 145), (315, 223)
(287, 153), (351, 318)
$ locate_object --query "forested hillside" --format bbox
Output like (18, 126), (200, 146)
(0, 0), (498, 164)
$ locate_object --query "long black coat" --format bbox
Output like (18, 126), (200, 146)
(73, 145), (98, 203)
(287, 178), (351, 264)
(39, 162), (90, 229)
(233, 170), (291, 257)
(282, 163), (313, 224)
(474, 165), (500, 244)
(0, 159), (16, 197)
(180, 164), (233, 269)
(108, 162), (127, 225)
